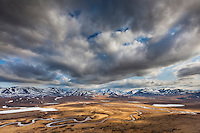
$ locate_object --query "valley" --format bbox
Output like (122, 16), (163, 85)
(0, 93), (199, 133)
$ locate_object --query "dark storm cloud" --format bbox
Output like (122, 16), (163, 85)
(177, 64), (200, 77)
(0, 62), (57, 83)
(0, 0), (200, 85)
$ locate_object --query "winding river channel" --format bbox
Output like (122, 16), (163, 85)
(0, 112), (140, 128)
(0, 111), (142, 128)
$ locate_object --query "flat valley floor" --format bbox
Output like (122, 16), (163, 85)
(0, 96), (199, 133)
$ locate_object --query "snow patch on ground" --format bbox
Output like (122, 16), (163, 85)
(152, 104), (185, 107)
(101, 100), (110, 102)
(44, 103), (59, 105)
(5, 100), (13, 103)
(0, 107), (58, 114)
(128, 101), (140, 103)
(54, 97), (62, 101)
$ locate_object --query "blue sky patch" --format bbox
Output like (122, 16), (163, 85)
(88, 32), (102, 40)
(0, 60), (6, 64)
(97, 53), (107, 60)
(135, 36), (149, 43)
(68, 10), (81, 18)
(115, 27), (129, 32)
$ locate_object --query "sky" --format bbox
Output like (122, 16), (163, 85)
(0, 0), (200, 90)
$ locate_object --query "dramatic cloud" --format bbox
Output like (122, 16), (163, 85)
(177, 62), (200, 77)
(71, 78), (200, 91)
(0, 0), (200, 87)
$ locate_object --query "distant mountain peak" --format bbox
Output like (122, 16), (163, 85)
(0, 87), (199, 98)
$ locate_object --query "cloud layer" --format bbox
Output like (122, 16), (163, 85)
(0, 0), (200, 86)
(177, 62), (200, 77)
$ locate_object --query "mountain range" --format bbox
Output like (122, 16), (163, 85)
(0, 87), (199, 99)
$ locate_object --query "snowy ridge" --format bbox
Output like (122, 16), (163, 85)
(93, 88), (126, 96)
(0, 87), (199, 98)
(0, 87), (66, 97)
(64, 88), (94, 96)
(126, 88), (190, 96)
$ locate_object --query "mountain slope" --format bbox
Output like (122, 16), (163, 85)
(0, 87), (199, 98)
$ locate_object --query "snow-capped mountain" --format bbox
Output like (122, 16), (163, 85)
(0, 87), (66, 97)
(126, 88), (189, 96)
(0, 87), (199, 98)
(0, 87), (96, 97)
(93, 88), (126, 96)
(64, 88), (94, 96)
